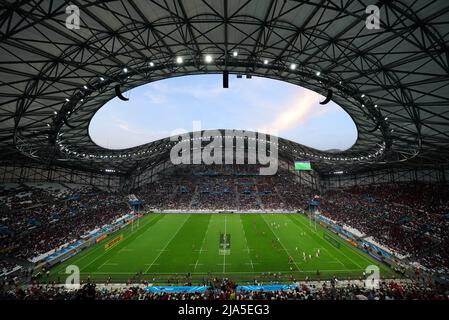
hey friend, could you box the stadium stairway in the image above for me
[274,186,287,209]
[234,184,240,210]
[253,179,264,210]
[189,185,199,210]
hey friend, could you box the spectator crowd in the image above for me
[1,278,447,300]
[320,183,449,274]
[134,164,316,212]
[1,184,130,274]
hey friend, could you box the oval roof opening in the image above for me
[89,75,357,152]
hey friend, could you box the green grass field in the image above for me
[48,213,397,284]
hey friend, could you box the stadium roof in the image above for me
[1,0,449,175]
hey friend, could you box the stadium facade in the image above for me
[1,0,449,301]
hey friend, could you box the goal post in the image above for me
[307,198,320,232]
[308,208,319,232]
[130,215,140,232]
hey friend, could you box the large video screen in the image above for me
[294,160,312,171]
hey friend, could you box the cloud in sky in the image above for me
[89,75,357,151]
[143,91,168,105]
[267,89,320,133]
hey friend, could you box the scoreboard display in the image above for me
[294,160,312,171]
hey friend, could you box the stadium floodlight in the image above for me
[290,63,297,70]
[232,50,238,57]
[263,59,269,65]
[205,55,213,63]
[176,56,183,64]
[123,67,128,73]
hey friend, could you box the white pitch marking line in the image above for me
[81,268,367,275]
[239,215,255,271]
[223,215,227,274]
[144,216,189,273]
[245,261,258,268]
[99,259,112,268]
[262,215,301,272]
[191,261,204,270]
[144,263,159,267]
[193,215,213,271]
[73,214,161,268]
[99,259,119,268]
[293,215,348,267]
